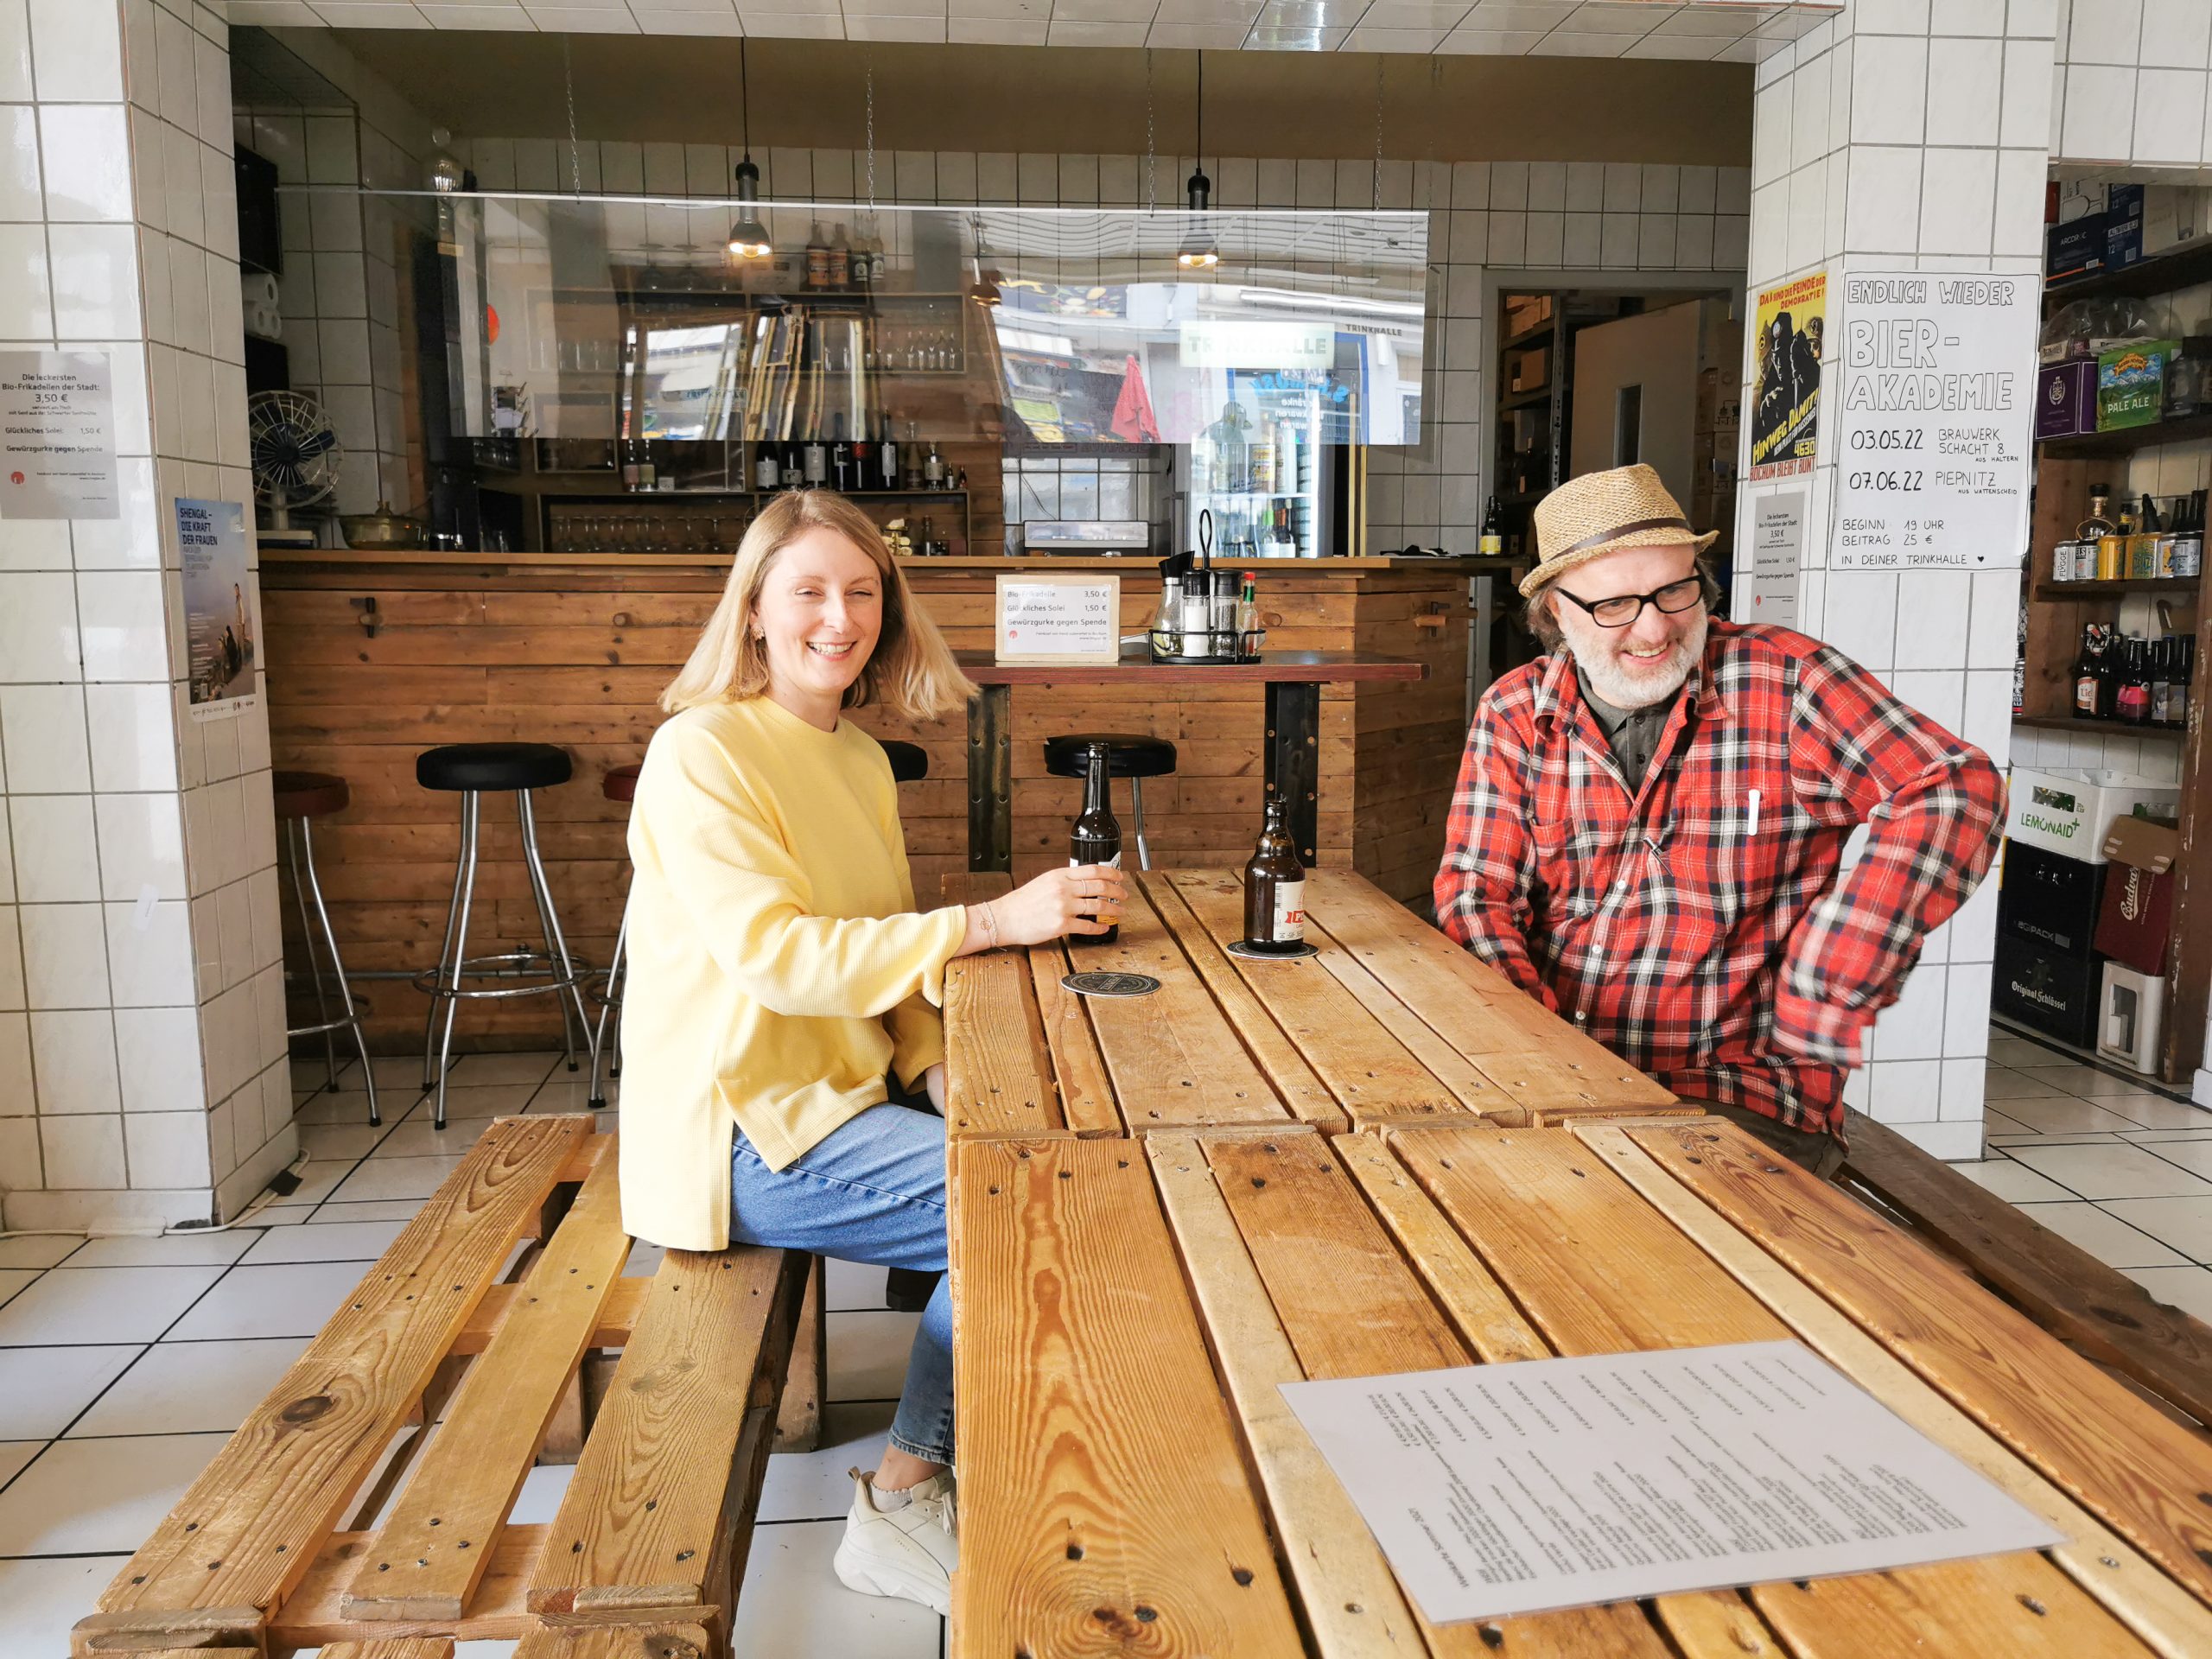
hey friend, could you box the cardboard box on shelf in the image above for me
[1510,346,1550,391]
[2048,213,2107,280]
[2037,359,2100,439]
[2001,839,2107,959]
[1505,295,1554,338]
[1996,932,2101,1049]
[2096,959,2165,1074]
[2092,815,2177,976]
[2107,182,2145,270]
[2006,767,2183,863]
[2097,340,2177,430]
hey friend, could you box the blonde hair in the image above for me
[661,489,976,720]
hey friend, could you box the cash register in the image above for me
[1022,519,1155,557]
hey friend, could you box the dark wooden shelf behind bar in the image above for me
[2039,410,2212,457]
[2012,711,2185,736]
[2030,575,2202,600]
[2044,238,2212,306]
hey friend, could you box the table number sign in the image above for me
[995,574,1121,665]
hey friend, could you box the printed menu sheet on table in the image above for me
[1281,1340,2063,1624]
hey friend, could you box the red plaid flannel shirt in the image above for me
[1434,620,2005,1135]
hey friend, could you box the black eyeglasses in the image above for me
[1553,575,1706,629]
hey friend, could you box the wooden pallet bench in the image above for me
[72,1116,817,1659]
[1839,1107,2212,1432]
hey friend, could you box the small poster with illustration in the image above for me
[1749,271,1826,480]
[178,498,258,721]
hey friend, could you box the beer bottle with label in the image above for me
[1242,793,1307,953]
[1070,741,1122,945]
[1480,495,1504,556]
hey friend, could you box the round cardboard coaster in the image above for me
[1226,939,1319,962]
[1061,970,1162,998]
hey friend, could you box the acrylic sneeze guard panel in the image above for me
[322,189,1427,454]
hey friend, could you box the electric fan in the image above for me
[248,389,340,548]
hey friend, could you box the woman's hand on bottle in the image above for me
[962,863,1128,952]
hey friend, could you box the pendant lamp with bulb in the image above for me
[1177,52,1218,271]
[727,40,772,263]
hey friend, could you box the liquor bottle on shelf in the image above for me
[1070,742,1122,947]
[2118,638,2152,725]
[1241,794,1306,954]
[829,223,850,291]
[2074,624,2105,720]
[2152,638,2177,727]
[2077,485,2116,542]
[754,443,779,490]
[2177,491,2206,577]
[2178,637,2196,727]
[879,414,899,489]
[902,420,924,491]
[924,439,945,490]
[830,416,851,493]
[954,465,968,493]
[802,433,827,486]
[621,437,640,490]
[1480,495,1504,556]
[1268,505,1296,558]
[806,221,830,290]
[635,440,658,493]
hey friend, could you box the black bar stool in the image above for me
[874,737,939,1313]
[588,763,643,1111]
[1042,733,1177,870]
[276,770,378,1125]
[415,742,594,1128]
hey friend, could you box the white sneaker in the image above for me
[832,1467,958,1616]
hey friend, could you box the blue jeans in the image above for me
[729,1102,953,1465]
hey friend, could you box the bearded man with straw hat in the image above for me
[1434,463,2004,1174]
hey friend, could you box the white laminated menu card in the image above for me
[1281,1339,2063,1624]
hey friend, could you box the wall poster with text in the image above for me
[177,498,257,721]
[1749,271,1826,480]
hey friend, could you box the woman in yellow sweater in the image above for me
[620,489,1124,1616]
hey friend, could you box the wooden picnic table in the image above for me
[941,868,2212,1658]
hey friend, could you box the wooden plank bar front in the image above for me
[947,1135,1306,1657]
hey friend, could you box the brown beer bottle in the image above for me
[1242,794,1306,952]
[1070,741,1121,945]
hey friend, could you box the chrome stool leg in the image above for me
[518,789,595,1078]
[293,816,378,1127]
[589,906,627,1110]
[286,819,339,1091]
[1128,774,1152,872]
[427,790,482,1131]
[423,804,473,1092]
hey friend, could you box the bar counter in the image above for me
[262,549,1495,1048]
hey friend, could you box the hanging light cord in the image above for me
[1144,48,1156,215]
[740,36,751,158]
[1372,55,1383,210]
[563,34,582,195]
[1194,50,1204,184]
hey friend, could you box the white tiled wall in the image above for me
[0,0,289,1231]
[2052,0,2212,166]
[233,52,433,520]
[1730,1,2063,1160]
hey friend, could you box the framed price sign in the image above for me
[994,573,1122,665]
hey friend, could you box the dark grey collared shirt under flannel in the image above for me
[1577,670,1671,793]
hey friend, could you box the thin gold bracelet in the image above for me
[978,900,1000,950]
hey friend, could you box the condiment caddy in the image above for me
[1149,510,1267,664]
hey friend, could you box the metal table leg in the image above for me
[967,683,1013,874]
[1265,680,1320,867]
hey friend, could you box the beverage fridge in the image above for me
[1173,379,1362,559]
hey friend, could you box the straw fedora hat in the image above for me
[1517,464,1719,598]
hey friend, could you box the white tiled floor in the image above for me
[0,1049,946,1659]
[2,1033,2205,1656]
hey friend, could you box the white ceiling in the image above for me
[227,0,1838,61]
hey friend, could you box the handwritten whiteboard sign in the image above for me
[1831,270,2037,571]
[995,574,1121,665]
[0,350,118,519]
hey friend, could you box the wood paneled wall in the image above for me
[264,557,1471,1051]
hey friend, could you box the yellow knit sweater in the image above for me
[616,695,967,1249]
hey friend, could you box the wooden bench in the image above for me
[1840,1107,2212,1430]
[71,1116,816,1659]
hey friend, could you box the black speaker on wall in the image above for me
[235,145,282,276]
